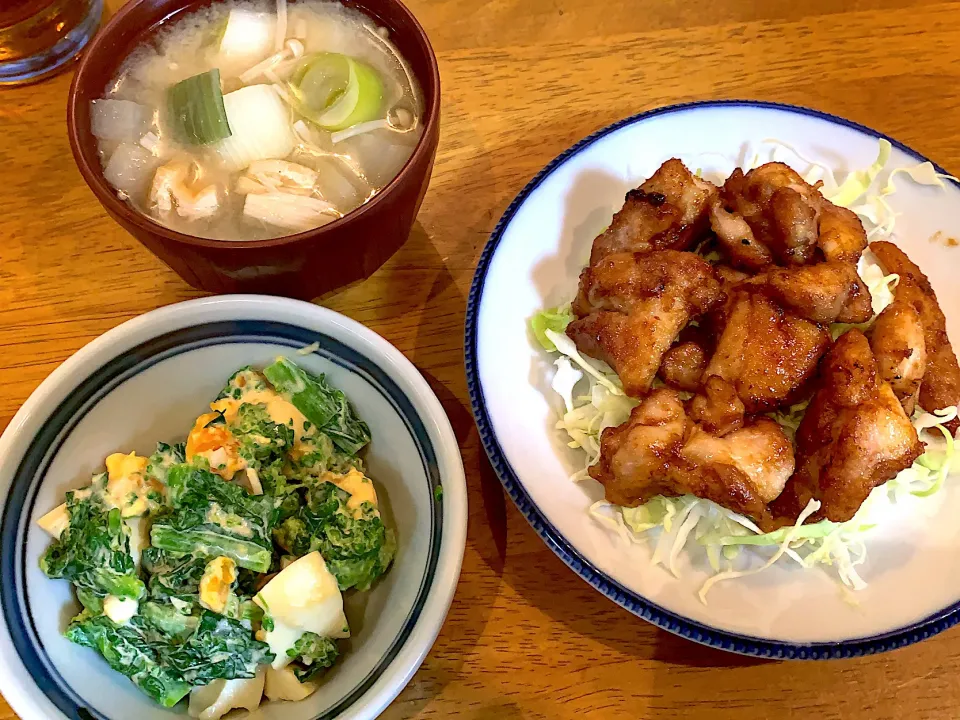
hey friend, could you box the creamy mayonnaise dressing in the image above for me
[37,452,155,539]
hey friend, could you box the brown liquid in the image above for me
[0,0,90,62]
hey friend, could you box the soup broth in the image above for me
[93,0,423,240]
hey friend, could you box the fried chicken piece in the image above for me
[712,163,822,269]
[590,159,718,264]
[818,202,867,265]
[868,301,927,416]
[742,261,873,324]
[709,200,773,272]
[657,325,714,393]
[681,419,794,505]
[702,290,831,412]
[590,389,688,508]
[714,264,750,291]
[568,250,725,397]
[770,330,924,524]
[590,388,793,524]
[871,241,960,432]
[769,185,820,265]
[690,375,745,435]
[659,340,710,392]
[712,162,869,269]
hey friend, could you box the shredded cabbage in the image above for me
[532,139,960,601]
[751,138,950,238]
[585,406,957,603]
[530,305,574,352]
[766,400,809,440]
[828,256,899,340]
[828,139,892,207]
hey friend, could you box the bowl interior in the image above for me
[68,0,440,250]
[0,299,454,719]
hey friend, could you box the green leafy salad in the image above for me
[531,140,960,602]
[38,357,395,718]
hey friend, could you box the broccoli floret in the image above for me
[229,403,293,494]
[146,442,186,488]
[290,432,358,477]
[39,489,144,600]
[264,357,371,457]
[287,632,338,682]
[65,614,191,708]
[275,491,303,525]
[275,482,395,591]
[150,465,276,573]
[273,514,307,557]
[162,610,274,685]
[232,403,294,461]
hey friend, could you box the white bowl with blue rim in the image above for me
[0,295,467,719]
[465,100,960,658]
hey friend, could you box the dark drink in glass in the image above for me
[0,0,102,85]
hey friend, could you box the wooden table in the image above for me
[3,0,960,718]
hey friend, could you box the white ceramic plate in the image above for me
[466,101,960,658]
[0,295,467,719]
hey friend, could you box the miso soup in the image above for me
[91,0,424,240]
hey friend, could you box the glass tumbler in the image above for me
[0,0,103,85]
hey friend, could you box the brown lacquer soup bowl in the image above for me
[67,0,440,299]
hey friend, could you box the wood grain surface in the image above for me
[3,0,960,718]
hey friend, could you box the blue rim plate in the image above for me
[465,100,960,659]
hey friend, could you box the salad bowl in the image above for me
[0,295,466,719]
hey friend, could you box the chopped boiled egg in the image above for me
[103,595,139,625]
[210,385,310,443]
[199,556,238,614]
[264,666,318,702]
[37,503,70,539]
[322,467,379,517]
[185,412,245,481]
[188,666,266,720]
[104,452,154,517]
[254,552,349,668]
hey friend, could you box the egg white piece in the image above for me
[254,551,349,668]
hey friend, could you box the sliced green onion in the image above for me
[204,14,230,49]
[167,69,232,145]
[293,53,351,110]
[288,53,383,131]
